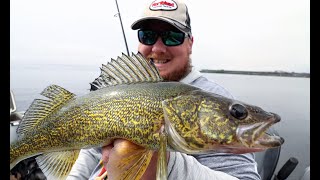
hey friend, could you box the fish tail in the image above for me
[10,85,76,170]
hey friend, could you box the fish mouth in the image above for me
[236,112,284,150]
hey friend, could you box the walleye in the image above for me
[10,52,284,180]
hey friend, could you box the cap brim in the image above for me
[131,17,191,34]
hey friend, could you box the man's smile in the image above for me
[150,58,170,64]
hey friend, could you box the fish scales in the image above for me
[11,82,197,163]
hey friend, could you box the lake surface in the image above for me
[10,64,310,180]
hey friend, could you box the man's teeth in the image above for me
[153,59,168,64]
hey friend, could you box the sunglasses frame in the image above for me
[138,29,189,46]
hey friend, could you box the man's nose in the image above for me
[152,37,167,53]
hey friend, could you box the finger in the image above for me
[101,139,137,166]
[101,144,113,165]
[107,139,153,180]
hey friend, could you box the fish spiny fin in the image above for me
[90,52,163,90]
[114,54,142,83]
[17,85,75,136]
[35,150,80,180]
[107,141,154,180]
[132,52,161,81]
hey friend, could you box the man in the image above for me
[67,0,261,179]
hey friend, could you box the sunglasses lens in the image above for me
[138,30,186,46]
[163,31,185,46]
[138,30,157,45]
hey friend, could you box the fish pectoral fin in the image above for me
[156,131,168,180]
[107,140,153,180]
[35,150,80,180]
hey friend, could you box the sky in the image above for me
[10,0,310,73]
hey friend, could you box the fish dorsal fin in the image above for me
[90,52,163,90]
[35,150,80,180]
[17,84,76,137]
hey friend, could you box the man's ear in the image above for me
[188,36,194,54]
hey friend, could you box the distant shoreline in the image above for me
[200,69,310,78]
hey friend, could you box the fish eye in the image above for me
[230,103,248,120]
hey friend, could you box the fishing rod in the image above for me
[114,0,130,56]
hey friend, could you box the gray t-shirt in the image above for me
[67,69,261,180]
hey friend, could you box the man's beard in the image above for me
[162,58,192,81]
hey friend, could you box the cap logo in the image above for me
[149,0,177,11]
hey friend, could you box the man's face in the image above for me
[137,20,193,81]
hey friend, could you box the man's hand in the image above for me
[101,139,168,180]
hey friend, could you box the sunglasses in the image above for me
[138,30,188,46]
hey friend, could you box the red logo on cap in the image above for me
[150,0,177,10]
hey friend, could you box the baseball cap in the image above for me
[131,0,192,35]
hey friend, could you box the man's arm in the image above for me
[67,148,101,180]
[168,152,241,180]
[192,153,260,180]
[78,138,260,180]
[85,140,256,180]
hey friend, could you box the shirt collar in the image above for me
[179,67,202,84]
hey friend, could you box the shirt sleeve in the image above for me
[168,152,239,180]
[66,148,101,180]
[192,153,261,179]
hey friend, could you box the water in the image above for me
[10,63,100,111]
[10,64,310,180]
